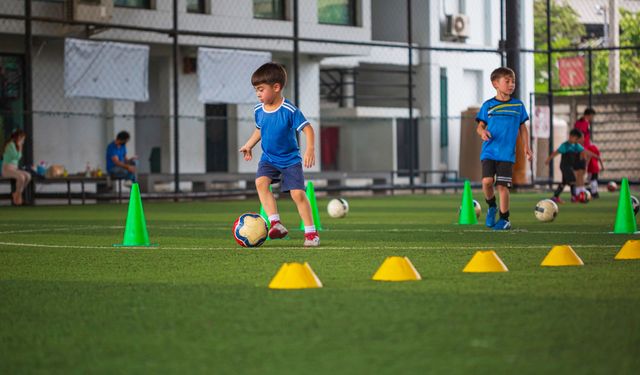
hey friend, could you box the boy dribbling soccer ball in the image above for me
[239,63,320,247]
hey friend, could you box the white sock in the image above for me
[304,225,316,234]
[591,180,598,193]
[576,187,585,194]
[268,214,280,223]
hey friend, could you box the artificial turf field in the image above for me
[1,192,639,374]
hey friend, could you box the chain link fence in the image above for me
[1,0,639,201]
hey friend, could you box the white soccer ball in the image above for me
[534,199,559,222]
[584,190,592,202]
[327,198,349,218]
[458,199,482,219]
[632,195,639,216]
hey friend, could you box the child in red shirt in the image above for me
[585,143,605,198]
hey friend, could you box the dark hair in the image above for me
[251,62,287,87]
[490,67,516,82]
[3,129,26,152]
[569,128,583,138]
[116,131,130,142]
[583,108,596,116]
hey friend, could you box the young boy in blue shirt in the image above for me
[239,62,319,247]
[476,67,532,230]
[545,129,599,203]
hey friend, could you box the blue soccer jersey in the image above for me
[475,97,529,163]
[255,98,310,168]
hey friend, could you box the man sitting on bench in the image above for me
[106,131,137,183]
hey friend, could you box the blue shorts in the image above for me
[256,161,305,192]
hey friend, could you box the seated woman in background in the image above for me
[2,130,30,206]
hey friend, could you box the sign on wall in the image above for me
[558,56,586,88]
[64,38,149,101]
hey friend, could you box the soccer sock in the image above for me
[268,214,280,223]
[554,184,565,197]
[591,179,598,193]
[304,225,316,234]
[499,210,510,221]
[486,196,497,208]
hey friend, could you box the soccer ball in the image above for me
[632,195,639,216]
[232,213,268,248]
[607,181,618,192]
[327,198,349,218]
[458,199,482,219]
[535,199,558,222]
[583,190,592,203]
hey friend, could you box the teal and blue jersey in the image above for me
[106,141,127,172]
[255,98,309,169]
[475,97,529,163]
[557,141,584,154]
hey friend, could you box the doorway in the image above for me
[205,104,228,172]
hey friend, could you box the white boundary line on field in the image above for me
[0,223,621,236]
[0,241,621,251]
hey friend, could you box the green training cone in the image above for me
[613,178,638,234]
[300,181,323,231]
[114,183,155,247]
[458,180,478,225]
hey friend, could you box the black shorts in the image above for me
[573,158,586,170]
[561,165,576,184]
[590,173,599,181]
[482,159,513,188]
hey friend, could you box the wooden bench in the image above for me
[138,173,256,193]
[34,176,125,204]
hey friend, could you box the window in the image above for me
[187,0,205,14]
[318,0,356,26]
[253,0,285,20]
[114,0,151,9]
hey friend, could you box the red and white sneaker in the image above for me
[551,196,564,204]
[268,221,289,239]
[303,232,320,247]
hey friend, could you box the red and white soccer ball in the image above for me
[607,181,618,192]
[232,213,268,248]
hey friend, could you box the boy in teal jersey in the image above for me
[239,63,319,247]
[475,67,532,230]
[545,129,599,203]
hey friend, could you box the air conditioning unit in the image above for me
[65,0,113,23]
[445,14,470,39]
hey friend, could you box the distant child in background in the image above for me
[545,129,598,203]
[585,142,604,198]
[239,62,319,247]
[475,67,532,230]
[573,108,595,198]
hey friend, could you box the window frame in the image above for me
[318,0,357,26]
[113,0,152,9]
[253,0,287,21]
[186,0,206,14]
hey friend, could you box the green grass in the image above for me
[1,192,639,374]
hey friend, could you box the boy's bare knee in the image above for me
[255,177,270,190]
[482,177,494,186]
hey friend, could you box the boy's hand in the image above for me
[525,147,533,161]
[239,145,252,161]
[303,148,315,168]
[479,128,492,141]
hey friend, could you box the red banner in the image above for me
[558,56,586,88]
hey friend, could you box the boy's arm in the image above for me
[301,125,315,168]
[599,157,605,171]
[519,123,533,161]
[239,129,261,161]
[545,150,559,165]
[582,149,599,159]
[476,121,491,141]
